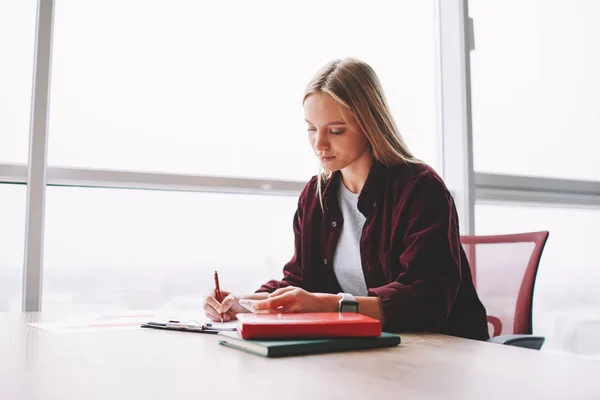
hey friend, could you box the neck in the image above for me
[340,150,374,194]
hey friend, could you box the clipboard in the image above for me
[141,320,238,334]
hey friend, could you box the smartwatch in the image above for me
[338,292,359,313]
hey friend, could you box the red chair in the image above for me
[461,231,549,349]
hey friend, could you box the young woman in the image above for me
[203,58,489,340]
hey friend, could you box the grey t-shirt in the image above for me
[332,182,368,296]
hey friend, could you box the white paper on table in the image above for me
[28,310,203,334]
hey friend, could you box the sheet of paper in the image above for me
[28,310,191,334]
[30,320,146,334]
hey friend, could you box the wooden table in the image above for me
[2,312,600,400]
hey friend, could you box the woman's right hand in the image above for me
[203,290,248,322]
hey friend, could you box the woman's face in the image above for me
[304,93,371,172]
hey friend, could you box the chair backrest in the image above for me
[460,231,549,337]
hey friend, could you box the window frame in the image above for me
[6,0,598,311]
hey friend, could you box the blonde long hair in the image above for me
[302,58,420,208]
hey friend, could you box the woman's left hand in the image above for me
[251,286,335,313]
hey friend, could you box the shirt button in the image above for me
[331,221,337,227]
[373,202,377,207]
[324,258,328,265]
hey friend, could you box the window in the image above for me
[42,186,298,311]
[470,0,600,181]
[476,202,600,357]
[0,0,37,164]
[48,0,440,180]
[0,184,27,311]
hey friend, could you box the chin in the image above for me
[320,161,344,172]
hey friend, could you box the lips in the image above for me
[319,156,335,162]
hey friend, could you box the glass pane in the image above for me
[0,0,37,163]
[476,202,600,359]
[470,0,600,181]
[48,0,439,180]
[0,184,27,311]
[42,187,298,312]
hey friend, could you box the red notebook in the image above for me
[236,312,382,339]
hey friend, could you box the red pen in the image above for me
[214,271,224,323]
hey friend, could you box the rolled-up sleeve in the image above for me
[367,173,462,333]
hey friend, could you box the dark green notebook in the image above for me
[217,331,401,358]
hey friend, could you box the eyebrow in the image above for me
[305,119,347,126]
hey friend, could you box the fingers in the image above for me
[205,293,237,313]
[205,288,300,317]
[253,291,296,311]
[204,295,222,311]
[203,304,220,322]
[205,308,222,322]
[220,294,238,313]
[203,295,219,319]
[206,310,231,322]
[268,286,296,298]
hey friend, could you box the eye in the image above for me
[307,127,317,133]
[330,129,345,135]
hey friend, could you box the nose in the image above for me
[313,130,329,152]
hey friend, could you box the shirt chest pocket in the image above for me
[378,249,407,283]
